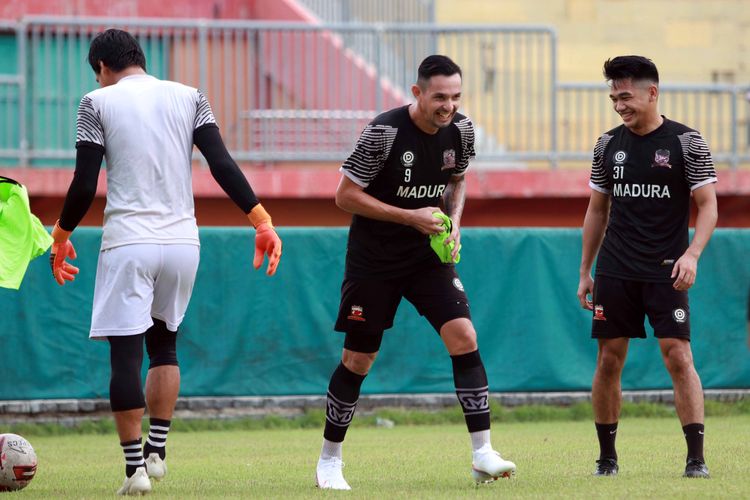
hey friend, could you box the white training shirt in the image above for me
[75,74,216,250]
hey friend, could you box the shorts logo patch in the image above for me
[347,305,366,322]
[452,278,464,292]
[594,304,607,321]
[672,308,687,323]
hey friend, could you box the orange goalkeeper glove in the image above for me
[50,220,79,285]
[248,204,282,276]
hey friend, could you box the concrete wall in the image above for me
[439,0,750,84]
[11,168,750,227]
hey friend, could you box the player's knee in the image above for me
[440,318,477,354]
[597,349,626,375]
[108,334,146,411]
[662,345,693,375]
[342,331,382,375]
[145,318,179,369]
[342,350,377,375]
[451,332,478,354]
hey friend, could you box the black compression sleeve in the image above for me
[58,144,104,231]
[193,124,259,214]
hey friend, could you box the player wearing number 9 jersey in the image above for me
[315,55,516,490]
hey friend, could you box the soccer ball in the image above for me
[0,434,37,492]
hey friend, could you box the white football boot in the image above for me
[145,453,167,481]
[471,444,516,483]
[316,456,352,490]
[116,466,152,496]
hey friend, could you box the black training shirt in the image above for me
[590,117,717,282]
[340,105,475,279]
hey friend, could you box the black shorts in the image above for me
[591,275,690,340]
[335,263,471,336]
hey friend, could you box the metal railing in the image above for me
[558,83,750,169]
[0,17,747,169]
[0,20,25,166]
[0,17,556,165]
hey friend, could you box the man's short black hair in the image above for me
[603,55,659,85]
[417,55,462,87]
[88,29,146,74]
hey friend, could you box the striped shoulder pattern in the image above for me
[75,95,105,147]
[341,124,398,187]
[195,90,217,129]
[589,133,614,193]
[678,131,717,190]
[453,116,475,175]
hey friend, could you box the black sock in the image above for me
[595,422,618,460]
[143,418,171,460]
[451,350,490,433]
[323,362,366,443]
[120,438,144,477]
[682,423,705,462]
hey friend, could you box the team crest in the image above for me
[401,151,415,168]
[614,151,627,164]
[347,305,366,322]
[452,278,464,291]
[594,305,607,321]
[441,149,456,170]
[652,149,672,168]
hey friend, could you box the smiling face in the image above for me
[609,77,660,134]
[410,73,462,134]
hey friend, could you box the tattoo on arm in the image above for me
[442,176,466,221]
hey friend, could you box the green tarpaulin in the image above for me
[1,227,748,400]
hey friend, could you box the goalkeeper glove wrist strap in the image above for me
[248,203,273,229]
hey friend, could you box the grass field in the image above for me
[14,414,750,498]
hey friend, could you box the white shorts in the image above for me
[90,244,200,339]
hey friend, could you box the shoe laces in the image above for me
[473,448,502,468]
[320,456,345,470]
[474,444,499,457]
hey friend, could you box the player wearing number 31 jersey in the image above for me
[578,55,717,480]
[590,119,716,282]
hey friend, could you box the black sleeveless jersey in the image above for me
[340,105,475,279]
[590,117,717,282]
